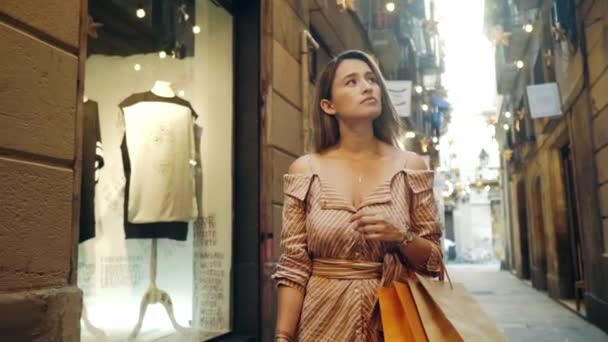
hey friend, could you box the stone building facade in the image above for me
[0,1,86,340]
[486,0,608,333]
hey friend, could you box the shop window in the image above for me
[78,1,235,340]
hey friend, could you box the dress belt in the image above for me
[311,258,383,280]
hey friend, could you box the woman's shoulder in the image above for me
[287,154,314,175]
[400,150,430,171]
[284,155,316,201]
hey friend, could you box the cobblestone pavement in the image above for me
[447,263,608,342]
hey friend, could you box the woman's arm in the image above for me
[275,286,305,340]
[272,158,313,340]
[400,154,443,276]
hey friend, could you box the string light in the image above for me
[385,2,396,12]
[503,124,510,130]
[136,5,146,19]
[432,137,438,144]
[523,23,533,33]
[516,60,524,69]
[405,131,416,139]
[421,104,429,111]
[192,25,201,34]
[159,51,167,59]
[504,111,512,118]
[134,64,141,71]
[414,85,423,94]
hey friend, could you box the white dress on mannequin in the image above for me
[121,81,198,224]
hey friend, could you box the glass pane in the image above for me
[78,1,234,340]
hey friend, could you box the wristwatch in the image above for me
[401,229,415,247]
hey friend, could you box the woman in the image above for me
[273,50,442,342]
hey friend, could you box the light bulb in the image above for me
[484,185,491,192]
[435,145,441,151]
[503,124,510,130]
[134,63,141,71]
[386,2,396,12]
[421,104,429,111]
[523,24,533,33]
[516,60,524,69]
[192,25,201,34]
[414,85,423,94]
[432,137,438,143]
[504,111,512,118]
[136,8,146,19]
[405,131,416,139]
[159,51,167,59]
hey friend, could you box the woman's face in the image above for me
[321,59,382,122]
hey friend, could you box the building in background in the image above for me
[485,0,608,333]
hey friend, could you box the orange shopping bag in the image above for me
[378,279,427,342]
[379,262,505,342]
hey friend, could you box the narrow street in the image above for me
[448,264,608,342]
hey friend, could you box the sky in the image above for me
[435,0,501,181]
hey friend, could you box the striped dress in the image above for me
[273,167,443,341]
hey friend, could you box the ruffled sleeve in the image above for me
[406,171,443,277]
[272,174,314,293]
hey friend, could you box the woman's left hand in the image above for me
[350,211,406,243]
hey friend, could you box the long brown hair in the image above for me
[312,50,403,152]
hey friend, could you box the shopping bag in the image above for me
[378,281,427,342]
[416,275,505,342]
[379,266,505,342]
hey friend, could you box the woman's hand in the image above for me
[350,211,406,243]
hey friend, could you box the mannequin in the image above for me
[80,98,105,242]
[79,97,107,338]
[150,80,175,97]
[119,81,198,340]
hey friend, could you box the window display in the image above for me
[78,1,234,340]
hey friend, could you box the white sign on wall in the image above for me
[526,83,563,119]
[386,80,413,117]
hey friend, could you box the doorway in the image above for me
[531,177,548,290]
[516,180,531,279]
[560,144,585,313]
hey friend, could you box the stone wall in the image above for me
[580,0,608,332]
[0,0,85,340]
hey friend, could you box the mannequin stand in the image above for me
[128,239,187,341]
[81,304,107,338]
